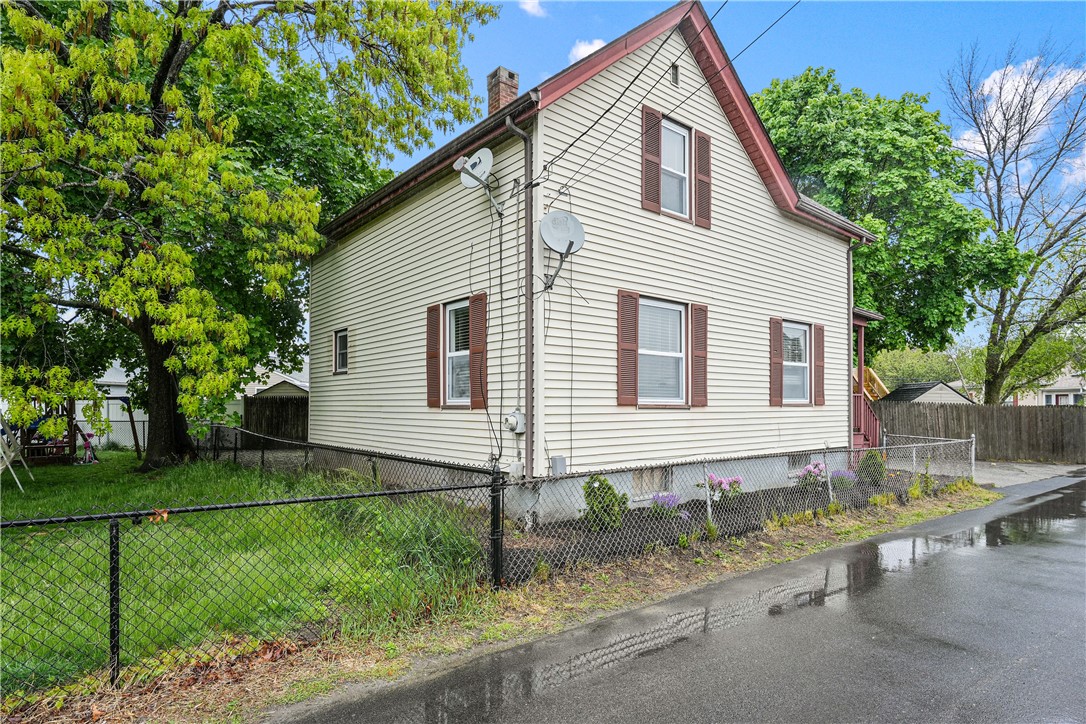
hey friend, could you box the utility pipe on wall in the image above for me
[505,116,535,478]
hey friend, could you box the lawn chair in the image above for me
[0,418,35,492]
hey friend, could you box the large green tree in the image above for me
[945,44,1086,404]
[1,0,494,468]
[752,68,1020,353]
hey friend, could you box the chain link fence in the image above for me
[2,431,973,714]
[501,438,975,583]
[1,448,499,714]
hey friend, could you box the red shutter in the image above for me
[617,290,639,405]
[813,323,825,406]
[694,131,711,229]
[641,106,662,213]
[769,317,783,407]
[469,292,487,410]
[691,303,708,407]
[426,304,441,408]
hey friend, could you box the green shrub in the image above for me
[582,474,628,531]
[858,449,886,488]
[704,520,719,542]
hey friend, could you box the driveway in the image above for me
[973,460,1085,487]
[270,476,1086,724]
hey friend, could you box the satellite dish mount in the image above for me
[453,148,505,216]
[539,210,586,291]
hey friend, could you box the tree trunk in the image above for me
[137,319,196,470]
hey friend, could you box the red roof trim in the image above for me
[537,2,693,109]
[322,0,872,245]
[539,1,868,243]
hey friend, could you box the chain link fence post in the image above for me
[490,464,504,590]
[108,518,121,687]
[970,433,976,482]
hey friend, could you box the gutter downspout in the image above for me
[846,239,866,449]
[506,115,535,478]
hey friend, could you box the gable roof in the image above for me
[320,1,876,245]
[882,382,974,404]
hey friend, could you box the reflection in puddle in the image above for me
[368,482,1086,724]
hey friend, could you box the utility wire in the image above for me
[542,2,701,178]
[555,1,729,194]
[560,0,802,195]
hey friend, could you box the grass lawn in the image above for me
[0,454,487,702]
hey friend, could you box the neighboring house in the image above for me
[254,379,309,397]
[1011,368,1085,406]
[309,1,877,478]
[881,382,975,405]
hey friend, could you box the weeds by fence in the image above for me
[1,433,974,714]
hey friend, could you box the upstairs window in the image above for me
[660,119,689,217]
[641,105,711,228]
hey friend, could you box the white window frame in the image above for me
[782,322,810,404]
[333,329,348,374]
[445,299,470,405]
[660,118,689,217]
[638,297,686,405]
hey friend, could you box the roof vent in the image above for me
[487,66,519,115]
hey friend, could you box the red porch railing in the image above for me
[853,392,881,448]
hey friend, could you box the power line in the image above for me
[560,0,802,195]
[542,2,701,178]
[555,1,730,194]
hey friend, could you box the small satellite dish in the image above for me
[455,148,494,189]
[539,210,585,256]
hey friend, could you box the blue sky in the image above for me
[391,0,1086,173]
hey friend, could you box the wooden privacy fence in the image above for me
[242,396,308,446]
[873,401,1086,464]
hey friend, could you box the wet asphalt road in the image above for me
[273,477,1086,724]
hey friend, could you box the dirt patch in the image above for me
[3,484,999,723]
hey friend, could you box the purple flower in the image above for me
[651,492,680,509]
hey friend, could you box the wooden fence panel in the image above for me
[873,401,1086,463]
[242,396,309,447]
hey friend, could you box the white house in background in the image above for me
[308,1,876,481]
[1013,368,1086,406]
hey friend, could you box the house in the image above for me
[881,382,975,405]
[1012,368,1085,406]
[254,379,309,397]
[309,1,877,481]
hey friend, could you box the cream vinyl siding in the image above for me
[536,31,851,470]
[309,138,526,466]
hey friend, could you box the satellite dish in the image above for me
[455,148,494,189]
[539,210,585,256]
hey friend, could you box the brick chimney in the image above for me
[487,67,519,115]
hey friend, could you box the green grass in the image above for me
[1,454,486,700]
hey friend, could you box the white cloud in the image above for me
[955,58,1086,155]
[519,0,546,18]
[569,38,606,64]
[1061,145,1086,188]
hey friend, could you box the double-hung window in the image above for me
[642,106,711,228]
[638,298,686,404]
[446,300,470,405]
[660,119,689,217]
[427,294,487,409]
[782,322,809,403]
[333,329,348,374]
[617,290,707,408]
